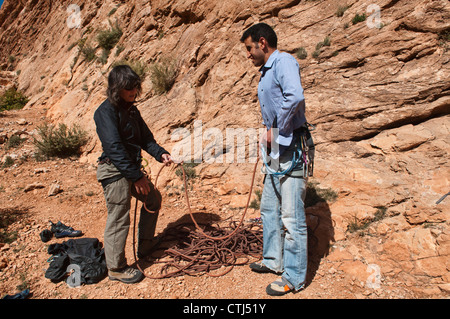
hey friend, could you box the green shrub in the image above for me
[336,5,348,17]
[78,38,97,62]
[97,21,123,51]
[296,47,308,60]
[175,162,198,182]
[249,189,262,209]
[1,156,14,168]
[0,208,27,244]
[305,181,338,208]
[0,88,29,112]
[5,135,26,149]
[98,49,110,65]
[352,13,366,25]
[150,57,178,95]
[33,123,88,158]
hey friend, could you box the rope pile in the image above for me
[142,221,263,279]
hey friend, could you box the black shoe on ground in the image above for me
[50,221,82,238]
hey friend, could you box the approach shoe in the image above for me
[250,261,279,274]
[266,277,295,296]
[50,221,82,238]
[108,266,144,284]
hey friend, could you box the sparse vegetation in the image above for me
[249,189,262,209]
[112,59,148,79]
[336,5,349,17]
[305,181,338,208]
[5,135,26,150]
[312,37,331,59]
[1,156,15,168]
[115,45,125,56]
[150,56,178,95]
[108,7,118,17]
[347,206,387,234]
[33,123,88,159]
[78,38,97,62]
[438,30,449,51]
[0,88,29,112]
[95,20,123,65]
[352,13,366,25]
[97,20,123,51]
[0,208,27,244]
[175,162,199,184]
[296,47,308,60]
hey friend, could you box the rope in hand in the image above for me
[132,159,262,279]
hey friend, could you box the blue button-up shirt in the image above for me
[258,50,306,158]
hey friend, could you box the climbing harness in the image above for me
[261,123,315,177]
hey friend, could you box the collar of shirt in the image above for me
[259,50,279,75]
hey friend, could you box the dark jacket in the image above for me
[94,99,169,182]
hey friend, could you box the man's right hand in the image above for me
[134,175,151,196]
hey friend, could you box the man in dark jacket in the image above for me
[94,65,172,283]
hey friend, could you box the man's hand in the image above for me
[161,153,174,166]
[134,175,151,196]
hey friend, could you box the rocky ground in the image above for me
[1,107,449,301]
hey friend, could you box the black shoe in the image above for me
[40,229,53,242]
[50,221,82,238]
[249,261,279,274]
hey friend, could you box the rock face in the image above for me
[0,0,449,296]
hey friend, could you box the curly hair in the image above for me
[107,65,142,107]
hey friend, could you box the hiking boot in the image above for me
[249,261,279,274]
[266,277,295,296]
[108,266,144,284]
[50,221,82,238]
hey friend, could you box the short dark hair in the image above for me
[240,23,277,48]
[107,65,142,106]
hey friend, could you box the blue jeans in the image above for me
[260,162,308,290]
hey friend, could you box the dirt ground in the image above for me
[0,107,435,302]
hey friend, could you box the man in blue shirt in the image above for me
[241,23,309,296]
